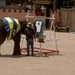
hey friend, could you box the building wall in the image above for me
[0,8,60,29]
[0,9,35,23]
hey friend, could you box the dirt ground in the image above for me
[0,30,75,75]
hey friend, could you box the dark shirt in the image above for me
[25,27,34,39]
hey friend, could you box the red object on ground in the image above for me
[20,47,59,55]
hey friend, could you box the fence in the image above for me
[59,8,75,31]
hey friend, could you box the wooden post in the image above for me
[31,0,33,12]
[53,0,57,12]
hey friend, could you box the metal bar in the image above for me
[25,16,55,19]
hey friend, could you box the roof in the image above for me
[34,1,50,4]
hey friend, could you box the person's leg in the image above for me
[26,39,30,56]
[30,38,34,56]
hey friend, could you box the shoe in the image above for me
[26,55,29,56]
[32,54,34,56]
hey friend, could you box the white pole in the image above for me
[45,14,55,52]
[25,16,55,20]
[53,20,58,50]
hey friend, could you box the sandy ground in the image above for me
[0,30,75,75]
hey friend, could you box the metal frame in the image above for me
[20,13,59,56]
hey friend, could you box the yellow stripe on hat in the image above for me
[5,17,14,40]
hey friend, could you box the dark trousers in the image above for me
[26,38,34,55]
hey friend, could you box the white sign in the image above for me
[35,21,42,32]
